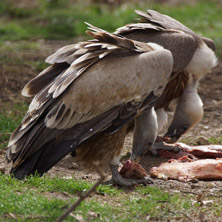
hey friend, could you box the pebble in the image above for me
[196,136,210,145]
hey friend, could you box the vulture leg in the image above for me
[151,141,181,153]
[75,124,153,187]
[155,107,168,134]
[110,164,153,186]
[131,107,158,158]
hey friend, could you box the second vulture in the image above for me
[116,9,217,150]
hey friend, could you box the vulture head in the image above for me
[164,78,204,143]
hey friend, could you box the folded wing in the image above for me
[6,25,173,179]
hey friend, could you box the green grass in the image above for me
[180,136,222,145]
[0,102,28,148]
[208,136,222,144]
[1,173,222,221]
[0,0,221,56]
[24,175,122,196]
[2,173,221,222]
[0,1,221,58]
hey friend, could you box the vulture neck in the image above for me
[185,42,217,79]
[164,75,203,142]
[176,76,203,131]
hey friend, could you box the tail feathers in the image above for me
[11,139,78,179]
[10,145,45,179]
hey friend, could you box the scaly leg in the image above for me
[151,140,182,155]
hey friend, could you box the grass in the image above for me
[1,173,221,222]
[180,135,222,145]
[0,102,28,148]
[0,0,222,57]
[24,175,122,196]
[208,136,222,144]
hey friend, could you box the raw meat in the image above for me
[150,156,222,181]
[119,160,148,179]
[178,143,222,158]
[157,149,196,159]
[154,141,222,159]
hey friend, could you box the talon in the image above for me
[143,176,154,184]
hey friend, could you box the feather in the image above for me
[135,9,199,40]
[86,29,152,53]
[22,63,69,97]
[45,44,79,64]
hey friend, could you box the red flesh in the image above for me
[119,160,147,179]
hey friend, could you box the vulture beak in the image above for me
[165,125,189,143]
[164,77,203,143]
[131,107,158,161]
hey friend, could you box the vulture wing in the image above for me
[23,12,198,99]
[115,18,197,74]
[6,25,173,179]
[135,9,198,38]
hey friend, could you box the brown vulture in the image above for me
[6,24,173,186]
[115,9,217,148]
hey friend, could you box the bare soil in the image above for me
[1,41,222,196]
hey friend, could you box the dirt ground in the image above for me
[0,41,222,196]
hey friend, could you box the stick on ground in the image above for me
[56,168,105,222]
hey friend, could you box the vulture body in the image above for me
[6,25,173,185]
[115,10,217,145]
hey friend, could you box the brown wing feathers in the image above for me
[6,25,159,178]
[23,23,154,99]
[135,9,196,37]
[154,71,189,109]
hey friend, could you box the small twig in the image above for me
[181,212,195,222]
[180,190,197,195]
[168,208,195,222]
[56,168,105,222]
[205,194,222,198]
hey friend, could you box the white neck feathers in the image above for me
[185,42,217,79]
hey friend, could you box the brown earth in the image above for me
[0,40,222,198]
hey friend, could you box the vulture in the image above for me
[115,9,217,147]
[6,24,173,186]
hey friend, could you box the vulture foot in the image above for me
[151,141,181,155]
[110,164,153,186]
